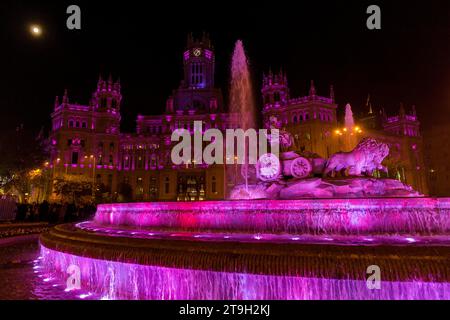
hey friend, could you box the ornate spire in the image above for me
[330,85,335,103]
[187,32,194,47]
[201,31,210,47]
[411,105,417,116]
[62,89,69,104]
[114,77,121,92]
[97,74,104,91]
[54,95,59,109]
[399,103,406,117]
[366,94,373,114]
[309,80,316,96]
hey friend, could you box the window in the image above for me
[137,156,143,169]
[71,152,79,164]
[124,156,130,169]
[212,176,217,194]
[150,154,157,168]
[107,174,113,192]
[136,177,144,199]
[68,120,74,128]
[274,92,280,102]
[149,177,158,200]
[165,177,170,194]
[191,63,204,86]
[109,155,113,166]
[67,139,72,146]
[293,116,298,124]
[82,122,87,128]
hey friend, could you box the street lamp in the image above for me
[90,155,96,201]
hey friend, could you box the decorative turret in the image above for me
[399,103,406,118]
[54,95,60,110]
[62,89,69,104]
[383,103,421,137]
[92,73,122,110]
[261,69,289,108]
[309,80,316,97]
[166,96,174,113]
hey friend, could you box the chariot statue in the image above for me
[231,120,420,199]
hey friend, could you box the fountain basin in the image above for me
[39,223,450,299]
[39,197,450,299]
[94,198,450,235]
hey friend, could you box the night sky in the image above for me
[1,0,449,133]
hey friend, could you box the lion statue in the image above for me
[323,138,389,177]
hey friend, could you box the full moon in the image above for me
[30,25,42,36]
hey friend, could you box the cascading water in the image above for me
[229,40,256,191]
[344,103,358,151]
[344,103,355,129]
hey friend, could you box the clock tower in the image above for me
[183,32,215,89]
[166,33,224,114]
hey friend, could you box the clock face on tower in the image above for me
[193,48,202,57]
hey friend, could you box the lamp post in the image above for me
[90,155,96,201]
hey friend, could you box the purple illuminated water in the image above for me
[40,246,449,300]
[230,40,256,131]
[229,40,256,189]
[93,199,450,235]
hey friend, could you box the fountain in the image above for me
[229,40,256,191]
[39,41,450,300]
[343,103,358,151]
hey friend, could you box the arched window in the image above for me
[124,156,130,169]
[165,177,170,194]
[68,120,74,128]
[82,122,87,128]
[293,116,298,124]
[212,176,217,194]
[274,92,280,102]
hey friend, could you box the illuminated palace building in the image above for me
[48,35,428,202]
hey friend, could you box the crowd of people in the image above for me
[15,201,96,224]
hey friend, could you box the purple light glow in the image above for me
[40,246,450,300]
[94,198,450,235]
